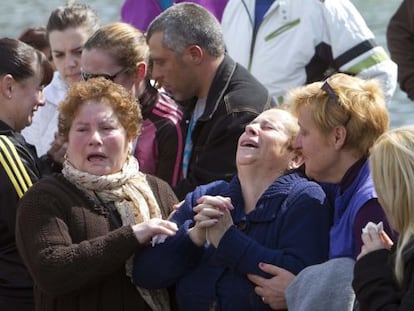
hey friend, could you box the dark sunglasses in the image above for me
[321,79,351,125]
[320,80,340,104]
[81,67,128,81]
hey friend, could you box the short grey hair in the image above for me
[146,3,225,57]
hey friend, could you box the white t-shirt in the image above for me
[22,71,68,156]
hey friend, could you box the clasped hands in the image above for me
[188,195,292,310]
[188,195,234,247]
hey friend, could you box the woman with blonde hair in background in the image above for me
[353,126,414,310]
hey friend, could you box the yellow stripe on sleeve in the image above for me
[0,135,33,197]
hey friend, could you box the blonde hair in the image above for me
[370,126,414,285]
[83,22,148,72]
[286,73,389,156]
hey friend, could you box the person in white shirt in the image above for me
[221,0,397,104]
[22,3,99,159]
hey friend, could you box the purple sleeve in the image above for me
[178,0,228,21]
[120,0,160,32]
[353,199,395,258]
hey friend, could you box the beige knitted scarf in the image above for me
[62,155,171,311]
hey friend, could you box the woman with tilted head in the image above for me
[133,108,331,311]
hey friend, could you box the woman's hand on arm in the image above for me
[247,263,295,310]
[132,218,178,244]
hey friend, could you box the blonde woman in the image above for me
[353,126,414,310]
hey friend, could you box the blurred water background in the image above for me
[0,0,412,128]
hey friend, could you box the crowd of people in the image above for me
[1,0,414,310]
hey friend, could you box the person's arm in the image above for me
[154,107,184,187]
[353,249,403,310]
[0,154,24,232]
[0,134,42,234]
[353,198,395,258]
[247,263,294,310]
[387,0,414,100]
[15,186,175,295]
[212,184,330,276]
[0,134,40,226]
[323,0,397,102]
[16,189,141,295]
[133,181,228,288]
[132,195,204,288]
[0,171,19,233]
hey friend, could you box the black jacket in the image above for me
[0,120,49,301]
[174,55,274,200]
[353,243,414,310]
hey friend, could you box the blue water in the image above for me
[1,0,413,128]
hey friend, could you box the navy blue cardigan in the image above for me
[133,172,331,311]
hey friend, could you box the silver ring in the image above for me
[262,296,265,303]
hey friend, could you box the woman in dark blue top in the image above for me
[132,108,331,311]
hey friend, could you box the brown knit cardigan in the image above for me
[15,173,178,311]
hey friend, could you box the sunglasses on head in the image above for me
[320,80,340,104]
[80,67,128,81]
[321,79,352,126]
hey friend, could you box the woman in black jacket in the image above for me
[0,37,53,311]
[353,126,414,310]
